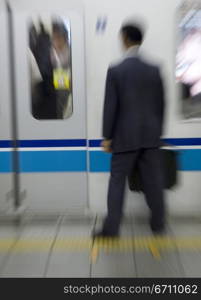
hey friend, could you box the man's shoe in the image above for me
[151,225,166,236]
[92,229,119,239]
[150,218,165,234]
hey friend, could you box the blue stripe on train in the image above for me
[90,151,112,172]
[89,140,102,147]
[163,138,201,146]
[1,138,201,148]
[1,138,201,172]
[0,139,87,148]
[1,150,201,172]
[19,139,87,147]
[0,140,12,148]
[19,151,87,172]
[89,138,201,147]
[0,152,12,172]
[178,149,201,171]
[89,149,201,172]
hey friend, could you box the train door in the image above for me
[8,0,88,214]
[0,0,15,214]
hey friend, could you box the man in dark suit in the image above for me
[93,23,165,238]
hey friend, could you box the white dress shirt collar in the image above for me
[124,45,140,59]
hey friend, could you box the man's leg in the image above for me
[102,151,139,235]
[138,148,165,232]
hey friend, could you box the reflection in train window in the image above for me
[29,17,73,120]
[176,0,201,120]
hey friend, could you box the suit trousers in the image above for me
[103,148,165,234]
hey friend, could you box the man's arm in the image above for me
[102,67,118,143]
[157,68,165,136]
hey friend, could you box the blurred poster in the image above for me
[28,16,73,120]
[176,0,201,120]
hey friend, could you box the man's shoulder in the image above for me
[108,59,123,71]
[111,56,159,68]
[108,56,161,78]
[106,62,121,78]
[138,57,160,71]
[138,54,162,73]
[108,58,139,76]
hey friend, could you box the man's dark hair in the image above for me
[121,24,143,44]
[52,22,69,42]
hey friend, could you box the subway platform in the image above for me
[0,215,201,277]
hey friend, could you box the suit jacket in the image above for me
[103,53,165,153]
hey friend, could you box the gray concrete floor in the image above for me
[0,216,201,277]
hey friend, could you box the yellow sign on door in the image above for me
[53,68,70,90]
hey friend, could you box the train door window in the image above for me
[28,16,73,120]
[176,0,201,120]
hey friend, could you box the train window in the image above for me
[28,16,73,120]
[176,0,201,120]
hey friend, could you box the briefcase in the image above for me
[128,149,178,192]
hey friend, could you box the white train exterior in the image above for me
[0,0,200,219]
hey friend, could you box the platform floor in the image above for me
[0,216,201,277]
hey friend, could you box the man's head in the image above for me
[52,22,68,51]
[120,23,144,49]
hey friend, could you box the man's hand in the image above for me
[101,139,112,153]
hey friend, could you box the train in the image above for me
[0,0,201,220]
